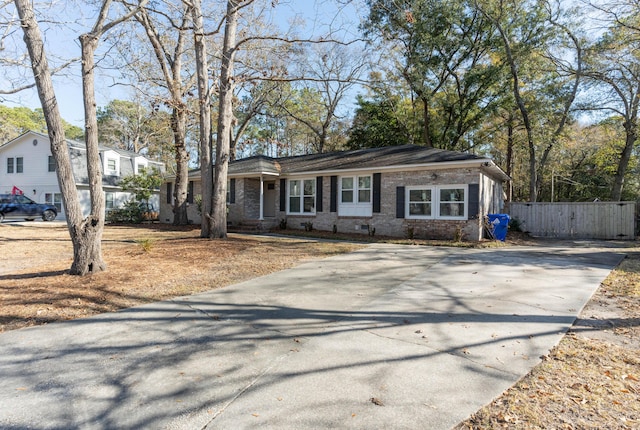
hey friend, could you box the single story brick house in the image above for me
[160,144,510,240]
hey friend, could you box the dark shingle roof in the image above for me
[228,145,486,174]
[275,145,484,173]
[189,145,509,181]
[228,155,281,176]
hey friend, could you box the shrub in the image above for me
[509,217,523,232]
[106,200,144,224]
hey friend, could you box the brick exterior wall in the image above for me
[273,168,502,241]
[159,180,202,224]
[243,179,261,219]
[161,167,505,241]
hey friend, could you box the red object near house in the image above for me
[11,186,23,195]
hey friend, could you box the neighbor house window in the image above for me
[48,156,56,172]
[338,175,372,216]
[105,192,115,210]
[288,179,315,214]
[406,185,467,220]
[107,158,117,172]
[6,157,23,174]
[45,193,62,212]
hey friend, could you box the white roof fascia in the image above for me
[227,171,280,179]
[282,158,500,178]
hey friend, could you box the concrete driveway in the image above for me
[0,242,624,429]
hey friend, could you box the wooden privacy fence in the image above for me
[506,202,636,240]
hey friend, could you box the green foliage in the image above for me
[96,99,173,166]
[361,0,508,150]
[106,200,145,224]
[509,217,523,232]
[119,167,163,204]
[347,95,412,149]
[0,105,46,142]
[0,105,83,143]
[194,194,203,216]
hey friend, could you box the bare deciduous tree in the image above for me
[14,0,146,275]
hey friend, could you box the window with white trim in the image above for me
[105,192,115,210]
[6,157,23,174]
[408,188,432,217]
[341,177,354,203]
[48,156,56,172]
[339,175,372,216]
[288,179,315,214]
[406,185,467,220]
[439,187,465,218]
[103,151,120,176]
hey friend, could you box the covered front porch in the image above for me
[228,174,280,232]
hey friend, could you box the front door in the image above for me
[264,181,276,217]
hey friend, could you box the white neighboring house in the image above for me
[0,131,164,219]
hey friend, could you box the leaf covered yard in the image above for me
[0,224,360,332]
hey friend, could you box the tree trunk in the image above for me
[505,110,514,202]
[210,0,239,238]
[134,6,190,225]
[496,23,536,201]
[76,32,107,274]
[192,0,214,237]
[171,105,190,225]
[536,18,582,201]
[421,95,433,148]
[15,0,105,275]
[476,3,537,201]
[611,118,637,201]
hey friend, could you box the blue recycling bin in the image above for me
[487,214,510,241]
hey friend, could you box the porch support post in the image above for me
[259,175,264,220]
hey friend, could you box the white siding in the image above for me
[1,132,163,220]
[0,134,60,206]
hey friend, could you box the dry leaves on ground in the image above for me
[0,223,361,332]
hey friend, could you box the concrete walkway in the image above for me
[0,242,624,429]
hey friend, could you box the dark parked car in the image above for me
[0,194,58,222]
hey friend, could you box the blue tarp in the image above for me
[487,214,510,241]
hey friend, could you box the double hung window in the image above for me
[288,179,315,214]
[7,157,23,173]
[406,185,467,220]
[339,175,372,216]
[105,192,115,210]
